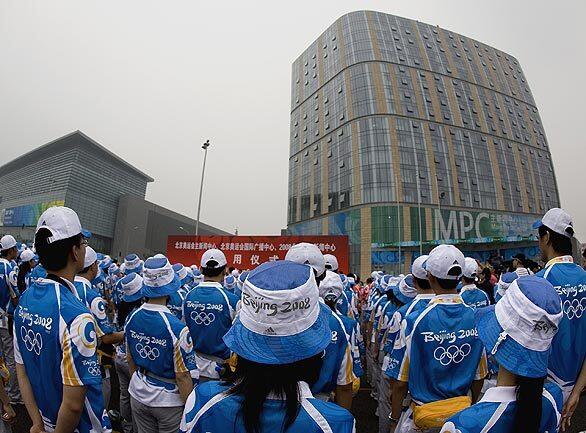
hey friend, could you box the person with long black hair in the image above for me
[16,249,35,294]
[440,276,564,433]
[179,260,355,433]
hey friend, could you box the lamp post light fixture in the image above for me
[195,140,210,237]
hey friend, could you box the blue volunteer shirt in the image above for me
[167,289,186,321]
[183,282,238,365]
[74,276,114,337]
[125,303,197,407]
[382,294,434,360]
[459,284,490,310]
[440,382,562,433]
[14,276,110,433]
[389,294,488,404]
[337,311,363,377]
[0,258,17,317]
[179,381,355,433]
[536,256,586,390]
[312,305,355,395]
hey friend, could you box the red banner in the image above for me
[167,235,349,273]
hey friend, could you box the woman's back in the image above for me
[440,382,563,433]
[180,381,355,433]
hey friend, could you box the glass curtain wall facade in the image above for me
[287,11,559,276]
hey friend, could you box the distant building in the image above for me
[287,11,559,276]
[0,131,228,259]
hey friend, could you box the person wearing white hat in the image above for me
[115,272,145,433]
[179,260,355,433]
[380,257,435,433]
[183,249,238,382]
[14,206,110,433]
[324,253,339,272]
[0,234,21,405]
[440,276,564,433]
[459,258,490,310]
[285,242,327,284]
[75,246,124,407]
[125,255,197,433]
[533,208,586,413]
[312,271,357,410]
[389,245,488,433]
[16,249,36,295]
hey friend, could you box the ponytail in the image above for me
[513,376,545,433]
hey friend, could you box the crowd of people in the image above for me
[0,205,583,433]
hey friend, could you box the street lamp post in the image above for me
[195,140,210,237]
[437,191,446,242]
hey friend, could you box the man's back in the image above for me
[183,282,237,359]
[537,259,586,389]
[395,295,487,404]
[14,277,109,433]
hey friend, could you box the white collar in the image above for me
[267,381,314,400]
[74,275,91,286]
[0,258,9,265]
[545,255,574,268]
[479,386,516,403]
[197,281,224,288]
[460,284,477,293]
[431,293,463,304]
[141,303,172,314]
[37,276,77,293]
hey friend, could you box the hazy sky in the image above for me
[1,0,585,239]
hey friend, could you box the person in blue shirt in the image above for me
[189,266,204,289]
[126,255,197,433]
[115,272,145,433]
[459,258,490,310]
[390,245,488,433]
[16,249,36,295]
[14,206,110,433]
[235,270,248,299]
[440,276,564,433]
[316,271,357,410]
[0,235,21,405]
[183,249,237,382]
[180,260,355,433]
[75,246,124,408]
[286,244,354,409]
[533,208,586,409]
[380,256,434,433]
[223,274,237,294]
[167,264,188,321]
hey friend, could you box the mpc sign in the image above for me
[434,209,537,242]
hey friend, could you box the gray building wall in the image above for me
[111,194,229,262]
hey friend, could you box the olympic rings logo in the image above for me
[190,311,215,326]
[563,298,586,320]
[135,343,160,360]
[433,343,471,366]
[20,327,43,355]
[87,366,101,376]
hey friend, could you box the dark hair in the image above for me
[228,354,323,433]
[80,262,95,275]
[461,276,476,285]
[366,277,373,284]
[35,229,83,272]
[413,276,430,290]
[538,225,572,256]
[385,290,404,308]
[435,277,460,291]
[201,261,226,277]
[0,247,16,258]
[118,298,144,326]
[229,267,235,273]
[17,260,32,293]
[513,376,545,433]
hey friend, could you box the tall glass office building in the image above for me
[287,11,559,276]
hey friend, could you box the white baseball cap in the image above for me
[36,206,91,244]
[323,254,339,272]
[318,270,344,300]
[533,208,574,238]
[201,248,227,269]
[411,255,429,280]
[83,246,98,269]
[462,257,479,279]
[20,249,35,262]
[425,244,465,280]
[285,243,326,277]
[0,235,17,251]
